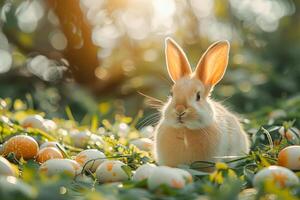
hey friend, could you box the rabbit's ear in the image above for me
[195,41,230,87]
[165,37,192,82]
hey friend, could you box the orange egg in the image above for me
[3,135,39,160]
[36,147,63,163]
[278,146,300,170]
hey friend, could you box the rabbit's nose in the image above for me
[175,105,186,115]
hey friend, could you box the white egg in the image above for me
[90,134,104,146]
[148,166,187,190]
[172,168,193,183]
[70,130,91,148]
[75,149,106,172]
[95,160,129,183]
[40,141,64,150]
[39,159,81,177]
[253,166,299,188]
[21,115,47,132]
[278,145,300,170]
[140,126,154,138]
[133,163,157,181]
[0,156,15,176]
[43,119,57,131]
[113,123,130,138]
[130,138,153,151]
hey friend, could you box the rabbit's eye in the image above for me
[196,91,201,101]
[169,91,173,97]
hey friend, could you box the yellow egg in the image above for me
[39,159,81,178]
[133,163,157,181]
[130,138,153,151]
[75,149,106,172]
[253,166,299,188]
[3,135,39,160]
[0,156,15,176]
[36,147,64,163]
[148,166,190,190]
[95,160,129,183]
[278,145,300,170]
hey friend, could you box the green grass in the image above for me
[0,96,300,200]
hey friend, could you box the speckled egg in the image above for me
[130,138,153,151]
[278,145,300,170]
[36,147,64,163]
[3,135,39,160]
[21,115,47,132]
[253,166,299,188]
[148,166,189,190]
[75,149,106,172]
[132,163,157,181]
[39,159,81,177]
[95,160,129,183]
[0,156,15,176]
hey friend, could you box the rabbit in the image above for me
[154,38,250,168]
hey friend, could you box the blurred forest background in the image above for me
[0,0,299,124]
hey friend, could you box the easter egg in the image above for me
[140,126,154,138]
[95,160,129,183]
[40,141,64,151]
[39,159,81,177]
[3,135,39,160]
[43,119,57,131]
[75,149,106,172]
[36,147,63,163]
[148,166,189,190]
[279,127,300,144]
[130,138,153,151]
[113,123,130,138]
[70,130,91,148]
[0,156,15,176]
[278,145,300,170]
[133,163,157,181]
[173,168,193,183]
[21,115,47,132]
[90,134,104,146]
[253,166,299,188]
